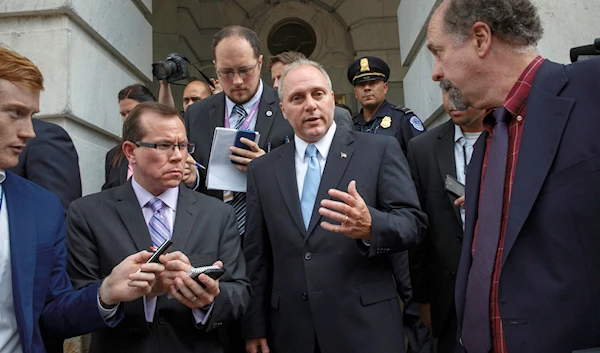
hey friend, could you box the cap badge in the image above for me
[360,58,370,73]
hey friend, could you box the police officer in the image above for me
[348,56,425,155]
[348,56,432,353]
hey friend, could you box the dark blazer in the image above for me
[242,128,427,353]
[10,119,82,212]
[66,182,251,353]
[2,172,119,353]
[456,58,600,353]
[407,120,464,349]
[184,84,294,200]
[102,145,128,191]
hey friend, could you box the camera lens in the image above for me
[152,60,178,80]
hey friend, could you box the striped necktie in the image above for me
[231,104,249,238]
[147,197,171,248]
[233,104,248,129]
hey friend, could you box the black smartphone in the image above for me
[232,130,257,164]
[445,174,465,198]
[146,239,173,264]
[187,266,225,288]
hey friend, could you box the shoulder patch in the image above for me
[410,116,425,132]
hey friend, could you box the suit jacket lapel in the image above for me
[114,181,152,251]
[435,120,462,224]
[254,86,278,150]
[5,173,35,350]
[306,129,354,238]
[275,141,305,234]
[502,62,573,266]
[171,185,199,251]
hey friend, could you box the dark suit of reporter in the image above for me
[67,103,250,353]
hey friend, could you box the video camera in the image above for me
[570,38,600,63]
[152,53,190,83]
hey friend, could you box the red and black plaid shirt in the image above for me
[472,55,544,353]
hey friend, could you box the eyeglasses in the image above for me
[216,62,259,80]
[135,141,196,154]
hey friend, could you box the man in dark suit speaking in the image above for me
[66,102,251,353]
[242,59,427,353]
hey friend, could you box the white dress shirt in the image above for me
[294,122,337,197]
[453,125,482,226]
[131,178,212,325]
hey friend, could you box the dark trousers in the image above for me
[435,304,458,353]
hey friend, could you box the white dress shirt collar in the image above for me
[131,177,179,212]
[0,170,5,184]
[225,79,264,120]
[294,121,337,163]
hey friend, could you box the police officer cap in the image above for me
[347,56,390,86]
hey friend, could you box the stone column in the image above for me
[0,0,153,194]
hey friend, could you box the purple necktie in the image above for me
[147,198,171,248]
[462,106,510,353]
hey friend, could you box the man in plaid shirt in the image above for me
[426,0,600,352]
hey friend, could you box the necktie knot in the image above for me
[148,197,164,213]
[493,106,511,124]
[233,104,248,129]
[306,144,318,158]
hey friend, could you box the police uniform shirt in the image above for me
[353,99,425,155]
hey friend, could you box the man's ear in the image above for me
[471,21,492,58]
[123,141,136,165]
[280,102,288,121]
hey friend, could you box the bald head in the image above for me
[183,81,212,112]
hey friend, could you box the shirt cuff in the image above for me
[362,239,371,246]
[144,295,157,322]
[97,294,119,320]
[192,302,215,325]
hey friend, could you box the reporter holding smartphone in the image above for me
[66,102,250,353]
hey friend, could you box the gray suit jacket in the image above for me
[333,106,353,131]
[242,128,427,353]
[66,182,251,353]
[184,84,294,200]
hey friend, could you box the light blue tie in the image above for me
[301,145,321,229]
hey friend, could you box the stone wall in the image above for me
[0,0,153,194]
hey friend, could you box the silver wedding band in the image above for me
[343,215,348,224]
[190,296,197,302]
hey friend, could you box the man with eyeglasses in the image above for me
[66,101,251,353]
[183,25,293,353]
[348,56,425,156]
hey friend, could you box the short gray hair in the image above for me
[278,59,333,101]
[443,0,543,47]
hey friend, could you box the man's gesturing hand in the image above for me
[319,180,372,241]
